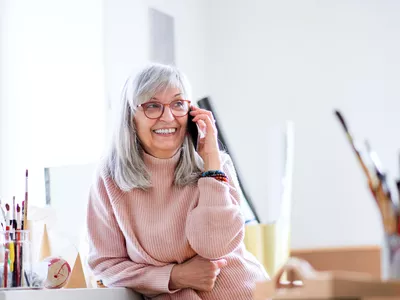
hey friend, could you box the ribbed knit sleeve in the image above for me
[185,154,245,259]
[86,175,180,298]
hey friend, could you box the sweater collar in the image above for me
[142,148,182,171]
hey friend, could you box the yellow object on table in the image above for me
[244,222,291,278]
[244,121,294,278]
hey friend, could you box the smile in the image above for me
[153,128,177,134]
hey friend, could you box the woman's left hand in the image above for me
[189,106,221,171]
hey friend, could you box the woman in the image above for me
[87,63,268,299]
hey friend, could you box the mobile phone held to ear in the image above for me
[188,108,199,150]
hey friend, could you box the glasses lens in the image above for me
[143,102,163,118]
[170,100,189,116]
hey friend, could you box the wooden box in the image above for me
[254,257,400,300]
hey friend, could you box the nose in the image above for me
[159,105,175,121]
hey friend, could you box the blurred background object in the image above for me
[243,121,294,276]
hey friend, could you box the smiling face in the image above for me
[134,87,189,158]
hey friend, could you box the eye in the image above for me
[145,102,162,109]
[172,100,185,108]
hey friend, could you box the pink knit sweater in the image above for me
[87,150,268,299]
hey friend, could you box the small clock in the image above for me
[43,256,71,289]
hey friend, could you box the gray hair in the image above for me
[105,63,204,191]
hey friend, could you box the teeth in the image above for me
[154,128,176,134]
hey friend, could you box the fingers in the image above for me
[197,119,206,136]
[213,259,227,268]
[191,113,217,135]
[211,259,227,277]
[188,257,227,292]
[189,107,216,123]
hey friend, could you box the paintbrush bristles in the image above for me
[16,204,21,230]
[334,110,349,132]
[334,109,374,183]
[334,110,359,151]
[397,181,400,195]
[5,204,10,230]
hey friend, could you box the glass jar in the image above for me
[0,230,32,288]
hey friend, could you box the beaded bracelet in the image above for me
[201,170,225,177]
[201,170,228,183]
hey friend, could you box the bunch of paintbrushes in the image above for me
[0,170,29,288]
[334,111,400,235]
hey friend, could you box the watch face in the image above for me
[44,257,71,289]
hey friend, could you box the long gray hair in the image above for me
[105,63,204,191]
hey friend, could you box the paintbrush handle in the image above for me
[373,183,398,235]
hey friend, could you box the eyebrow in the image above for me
[151,93,182,100]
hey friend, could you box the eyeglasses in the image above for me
[137,100,191,119]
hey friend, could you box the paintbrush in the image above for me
[5,203,15,287]
[19,200,30,287]
[16,204,21,286]
[5,204,10,232]
[364,140,398,234]
[21,169,29,287]
[334,110,398,234]
[397,180,400,199]
[365,141,391,195]
[397,151,400,198]
[334,110,377,189]
[23,170,28,231]
[12,196,16,231]
[2,203,11,287]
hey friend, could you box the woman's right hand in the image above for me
[169,255,227,292]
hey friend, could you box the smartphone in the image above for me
[187,108,199,150]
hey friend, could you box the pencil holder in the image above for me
[0,230,32,288]
[381,233,400,280]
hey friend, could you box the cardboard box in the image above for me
[254,257,400,300]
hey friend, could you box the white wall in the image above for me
[0,0,28,202]
[0,0,106,206]
[205,0,400,249]
[103,0,208,130]
[0,0,5,195]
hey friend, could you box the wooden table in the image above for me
[0,288,143,300]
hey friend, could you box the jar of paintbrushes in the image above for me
[0,170,32,288]
[334,109,400,280]
[0,229,32,288]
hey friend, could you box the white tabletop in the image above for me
[0,288,143,300]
